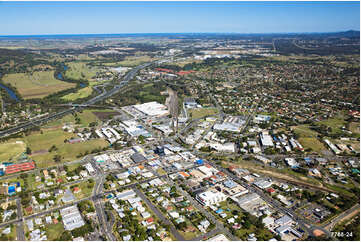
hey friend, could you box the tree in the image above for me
[49,145,58,152]
[243,220,251,229]
[58,231,72,241]
[53,155,61,163]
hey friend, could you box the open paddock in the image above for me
[2,71,76,99]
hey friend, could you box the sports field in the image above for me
[64,62,100,80]
[61,86,93,101]
[2,71,76,99]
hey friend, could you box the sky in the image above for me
[0,1,359,35]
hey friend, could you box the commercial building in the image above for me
[209,142,236,153]
[259,131,274,147]
[60,205,85,231]
[116,190,137,200]
[285,158,299,168]
[133,102,170,117]
[83,163,95,174]
[213,116,245,133]
[196,190,227,206]
[254,179,273,189]
[120,120,151,137]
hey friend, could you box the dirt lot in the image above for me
[92,111,120,120]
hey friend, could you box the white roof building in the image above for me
[60,205,85,231]
[260,132,274,147]
[207,234,229,241]
[133,102,169,117]
[209,142,236,153]
[196,190,227,206]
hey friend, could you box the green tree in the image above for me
[53,155,61,163]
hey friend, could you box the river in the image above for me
[0,83,19,102]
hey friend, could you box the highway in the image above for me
[0,61,156,138]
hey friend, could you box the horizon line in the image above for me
[0,30,359,38]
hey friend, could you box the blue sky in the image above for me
[0,1,359,35]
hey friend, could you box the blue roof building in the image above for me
[8,186,16,195]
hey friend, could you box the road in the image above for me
[191,227,222,241]
[133,187,185,241]
[0,61,157,138]
[15,198,25,241]
[323,203,360,231]
[92,160,116,241]
[204,158,334,238]
[163,176,238,241]
[0,195,95,229]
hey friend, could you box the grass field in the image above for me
[74,181,94,199]
[45,223,64,241]
[2,71,76,99]
[180,230,200,240]
[292,125,319,138]
[61,86,93,101]
[43,114,76,128]
[317,117,347,134]
[298,137,326,152]
[64,62,100,80]
[77,109,101,126]
[117,55,154,67]
[31,139,108,168]
[348,122,360,135]
[0,140,26,162]
[45,109,110,128]
[21,128,108,167]
[188,108,218,119]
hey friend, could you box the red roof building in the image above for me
[5,162,35,174]
[267,188,275,194]
[73,187,81,193]
[25,206,33,213]
[155,68,174,73]
[177,70,195,75]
